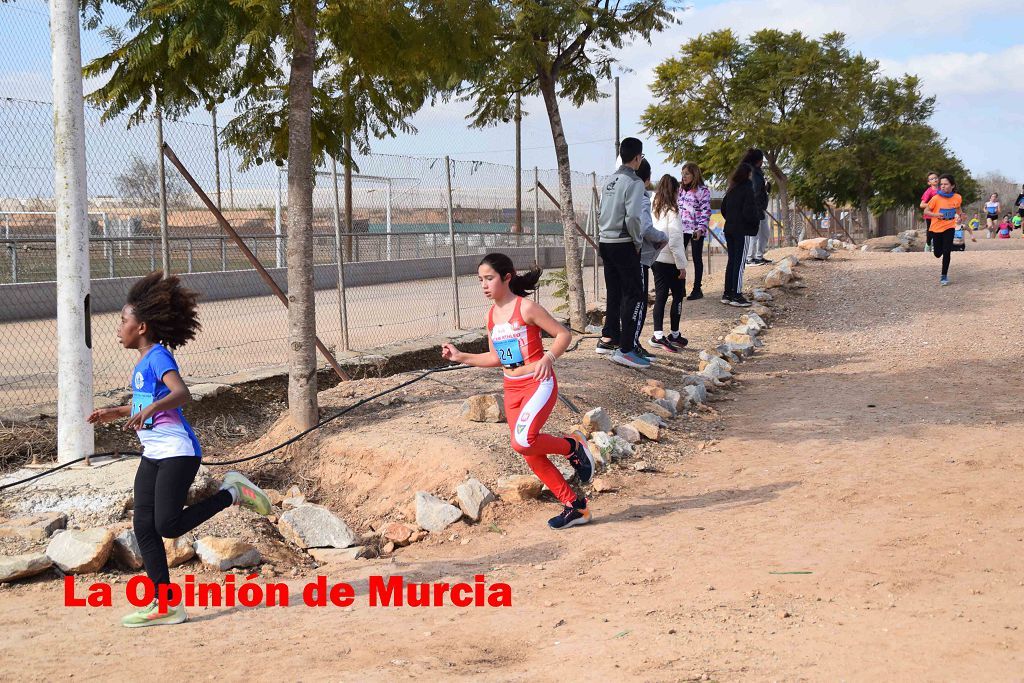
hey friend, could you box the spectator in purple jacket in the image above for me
[677,162,712,300]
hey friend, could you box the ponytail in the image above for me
[479,252,541,297]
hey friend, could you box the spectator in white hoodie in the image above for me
[649,174,688,352]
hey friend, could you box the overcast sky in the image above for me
[2,0,1022,186]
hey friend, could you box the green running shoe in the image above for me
[121,600,188,628]
[222,471,273,515]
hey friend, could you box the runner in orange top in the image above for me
[923,174,972,285]
[441,253,597,530]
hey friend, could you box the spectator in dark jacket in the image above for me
[741,148,772,265]
[720,163,760,307]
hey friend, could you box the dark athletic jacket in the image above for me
[721,180,761,238]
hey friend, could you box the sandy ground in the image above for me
[1,240,1022,681]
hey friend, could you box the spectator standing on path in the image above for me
[678,162,712,300]
[596,137,654,369]
[1015,184,1024,220]
[741,148,772,266]
[720,163,760,307]
[924,173,973,286]
[633,159,669,360]
[650,174,689,353]
[919,171,940,252]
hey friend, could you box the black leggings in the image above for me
[134,456,232,591]
[651,261,683,333]
[931,229,954,276]
[683,233,704,289]
[724,232,748,297]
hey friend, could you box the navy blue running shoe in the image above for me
[567,430,596,484]
[548,498,592,530]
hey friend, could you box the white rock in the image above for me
[752,289,773,302]
[582,407,613,436]
[809,247,830,260]
[613,423,642,444]
[456,478,496,522]
[684,383,708,405]
[662,389,683,411]
[278,504,358,549]
[415,491,463,532]
[193,536,261,571]
[741,312,767,329]
[0,553,53,583]
[112,528,144,570]
[591,431,634,460]
[46,528,114,574]
[701,363,733,383]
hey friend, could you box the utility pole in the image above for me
[50,0,94,464]
[614,76,620,159]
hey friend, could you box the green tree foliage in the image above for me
[642,29,874,242]
[463,0,677,331]
[790,75,978,235]
[643,29,978,240]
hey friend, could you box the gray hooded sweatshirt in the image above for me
[599,165,648,250]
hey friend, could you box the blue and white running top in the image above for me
[130,344,201,459]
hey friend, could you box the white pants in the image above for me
[746,218,770,260]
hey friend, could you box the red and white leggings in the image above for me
[503,373,575,506]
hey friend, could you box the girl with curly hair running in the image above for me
[88,272,272,628]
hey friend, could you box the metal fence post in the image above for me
[150,240,156,271]
[274,166,284,268]
[10,242,17,283]
[107,241,114,278]
[331,156,350,351]
[385,178,393,261]
[533,167,540,300]
[155,88,171,277]
[221,238,227,271]
[445,156,461,329]
[187,238,193,273]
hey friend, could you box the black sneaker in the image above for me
[595,339,618,355]
[686,288,703,301]
[634,345,653,361]
[729,294,752,307]
[668,333,689,349]
[567,430,596,484]
[745,258,755,265]
[548,497,592,530]
[756,257,774,265]
[649,335,679,353]
[721,295,733,305]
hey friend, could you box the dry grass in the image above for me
[0,419,57,471]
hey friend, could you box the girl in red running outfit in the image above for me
[441,253,596,530]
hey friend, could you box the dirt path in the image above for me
[2,243,1023,681]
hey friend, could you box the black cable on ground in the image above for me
[0,451,141,492]
[1,332,605,490]
[0,364,471,491]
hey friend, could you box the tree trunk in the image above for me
[538,73,586,332]
[285,0,318,430]
[859,197,873,239]
[765,155,795,245]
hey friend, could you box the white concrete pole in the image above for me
[49,0,94,464]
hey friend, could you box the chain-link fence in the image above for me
[0,91,605,413]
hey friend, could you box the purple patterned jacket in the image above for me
[677,185,712,237]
